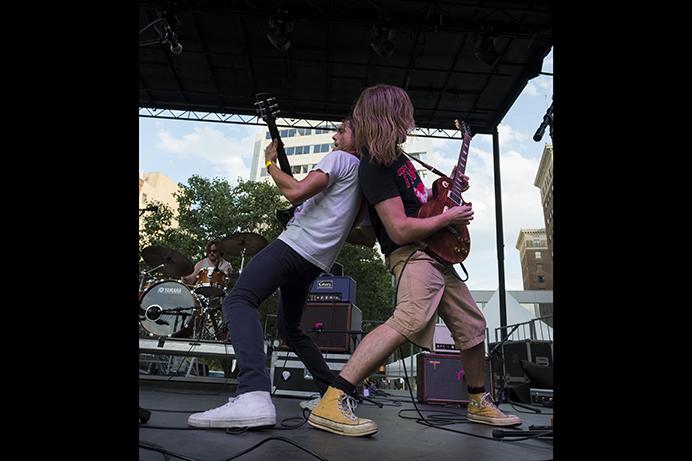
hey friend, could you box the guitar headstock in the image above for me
[254,92,280,123]
[454,119,473,138]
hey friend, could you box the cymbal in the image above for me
[220,232,268,256]
[141,245,194,277]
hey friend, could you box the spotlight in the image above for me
[267,10,294,52]
[473,33,500,66]
[370,23,395,58]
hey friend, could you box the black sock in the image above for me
[332,375,356,396]
[468,386,485,395]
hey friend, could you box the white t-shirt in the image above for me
[279,150,361,271]
[183,257,232,284]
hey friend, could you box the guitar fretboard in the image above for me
[448,132,471,205]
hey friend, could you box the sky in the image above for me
[139,50,553,292]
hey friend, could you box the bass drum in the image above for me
[139,280,199,337]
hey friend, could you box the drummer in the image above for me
[181,241,233,288]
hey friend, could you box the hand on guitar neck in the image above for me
[264,139,301,227]
[254,93,300,229]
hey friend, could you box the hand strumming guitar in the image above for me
[443,203,474,226]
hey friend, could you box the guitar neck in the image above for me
[266,120,292,176]
[449,132,471,205]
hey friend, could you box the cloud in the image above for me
[524,81,540,97]
[156,125,263,184]
[474,123,528,150]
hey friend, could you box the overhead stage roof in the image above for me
[139,1,552,134]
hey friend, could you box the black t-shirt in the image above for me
[359,151,429,256]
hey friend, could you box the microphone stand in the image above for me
[487,324,541,413]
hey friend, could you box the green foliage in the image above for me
[139,174,396,336]
[336,244,395,325]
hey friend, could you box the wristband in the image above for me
[265,160,273,168]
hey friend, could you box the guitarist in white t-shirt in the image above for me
[187,118,363,429]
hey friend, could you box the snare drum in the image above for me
[194,267,226,297]
[139,280,199,337]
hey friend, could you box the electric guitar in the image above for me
[417,119,473,264]
[254,93,298,228]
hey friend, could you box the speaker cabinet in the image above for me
[284,302,362,353]
[270,351,350,398]
[488,339,553,383]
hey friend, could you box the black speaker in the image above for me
[488,339,553,383]
[292,302,362,353]
[416,352,491,404]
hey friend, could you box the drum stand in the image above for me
[189,295,228,342]
[139,264,164,292]
[238,247,247,273]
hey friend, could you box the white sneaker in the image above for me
[299,396,321,411]
[188,391,277,428]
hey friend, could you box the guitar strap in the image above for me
[403,152,446,178]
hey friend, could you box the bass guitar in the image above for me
[417,119,473,264]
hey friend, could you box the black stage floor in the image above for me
[139,380,553,461]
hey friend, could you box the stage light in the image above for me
[267,10,294,52]
[473,32,500,66]
[370,23,395,58]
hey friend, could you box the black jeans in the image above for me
[222,239,337,395]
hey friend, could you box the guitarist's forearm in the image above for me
[268,165,303,204]
[395,214,452,244]
[381,213,450,246]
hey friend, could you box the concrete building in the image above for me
[138,172,181,227]
[250,125,432,183]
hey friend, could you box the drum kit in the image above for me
[138,232,268,340]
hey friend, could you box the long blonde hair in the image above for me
[352,84,415,166]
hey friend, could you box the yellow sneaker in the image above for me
[307,386,378,436]
[467,392,522,426]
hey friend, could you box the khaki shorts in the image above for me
[384,244,486,351]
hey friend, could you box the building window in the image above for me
[286,146,295,155]
[535,251,542,259]
[537,275,545,283]
[533,239,540,247]
[536,263,543,272]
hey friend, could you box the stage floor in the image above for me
[139,380,553,461]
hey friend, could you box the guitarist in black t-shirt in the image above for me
[308,84,521,438]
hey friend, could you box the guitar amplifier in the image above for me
[432,323,459,354]
[270,351,350,398]
[307,275,357,304]
[279,302,363,353]
[416,352,491,404]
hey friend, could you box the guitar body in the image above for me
[276,205,297,229]
[418,176,471,264]
[345,197,376,247]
